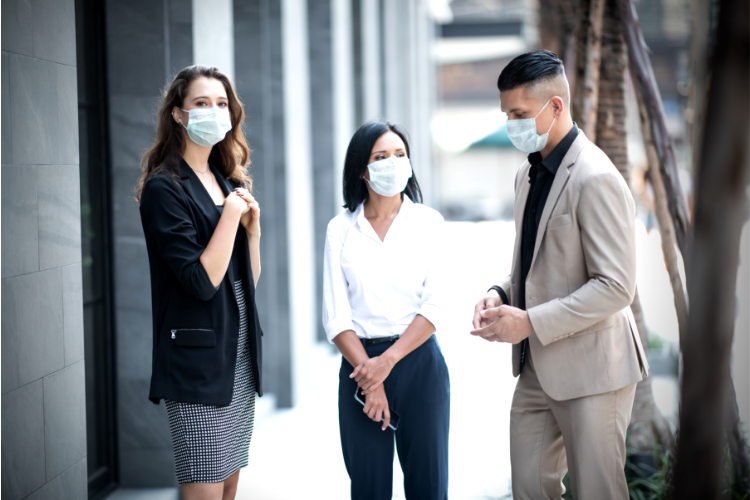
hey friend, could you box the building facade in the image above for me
[2,0,437,497]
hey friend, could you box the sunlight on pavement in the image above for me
[236,219,677,499]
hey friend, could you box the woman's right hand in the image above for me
[223,191,251,217]
[362,384,391,431]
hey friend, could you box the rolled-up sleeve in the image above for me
[416,214,446,332]
[322,219,355,343]
[140,175,218,302]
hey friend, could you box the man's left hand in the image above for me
[469,305,534,344]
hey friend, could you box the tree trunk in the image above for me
[572,0,605,140]
[539,0,579,92]
[614,0,691,257]
[634,93,689,341]
[672,0,750,495]
[593,0,673,453]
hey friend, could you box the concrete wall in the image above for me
[105,0,193,487]
[1,0,88,498]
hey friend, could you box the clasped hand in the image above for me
[470,302,534,344]
[350,354,395,395]
[229,187,261,236]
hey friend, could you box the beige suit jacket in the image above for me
[499,131,649,401]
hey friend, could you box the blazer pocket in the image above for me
[172,328,217,347]
[547,212,572,229]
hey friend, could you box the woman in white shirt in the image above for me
[323,121,450,500]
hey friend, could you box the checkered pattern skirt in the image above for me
[165,280,256,485]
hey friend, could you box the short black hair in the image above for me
[342,121,422,212]
[497,50,565,92]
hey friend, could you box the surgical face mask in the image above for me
[365,155,413,197]
[506,99,556,153]
[180,106,233,147]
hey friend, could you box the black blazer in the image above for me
[139,159,264,406]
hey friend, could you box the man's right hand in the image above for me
[472,289,504,329]
[362,385,391,431]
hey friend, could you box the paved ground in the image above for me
[111,220,679,500]
[236,221,520,499]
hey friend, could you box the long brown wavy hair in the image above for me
[135,65,252,202]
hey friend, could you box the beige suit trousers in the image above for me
[510,350,636,499]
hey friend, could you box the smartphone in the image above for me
[354,386,400,430]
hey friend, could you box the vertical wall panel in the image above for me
[308,0,336,342]
[282,0,316,402]
[105,0,193,486]
[234,0,294,407]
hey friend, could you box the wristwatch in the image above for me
[487,285,509,305]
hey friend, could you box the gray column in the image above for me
[1,0,87,498]
[360,0,383,122]
[105,0,193,486]
[308,0,336,342]
[234,0,294,408]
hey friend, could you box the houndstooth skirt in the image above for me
[165,280,256,485]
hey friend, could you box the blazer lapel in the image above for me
[530,132,589,268]
[179,159,222,231]
[210,162,234,197]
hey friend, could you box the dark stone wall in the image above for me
[104,0,193,487]
[1,0,88,497]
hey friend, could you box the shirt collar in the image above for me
[528,123,579,175]
[355,195,414,239]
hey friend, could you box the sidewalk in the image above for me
[236,221,519,499]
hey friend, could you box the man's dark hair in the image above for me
[497,50,565,92]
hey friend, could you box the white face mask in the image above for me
[180,106,233,147]
[365,156,413,197]
[506,99,556,153]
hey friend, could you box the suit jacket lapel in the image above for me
[530,132,589,269]
[512,162,531,304]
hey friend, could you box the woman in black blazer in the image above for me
[136,65,263,499]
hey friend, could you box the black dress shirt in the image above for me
[517,123,579,371]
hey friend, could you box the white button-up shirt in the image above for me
[322,197,445,343]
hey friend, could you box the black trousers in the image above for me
[338,334,450,500]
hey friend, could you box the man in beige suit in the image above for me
[470,51,649,499]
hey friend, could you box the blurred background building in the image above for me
[3,0,439,497]
[2,0,744,499]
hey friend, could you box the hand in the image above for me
[234,187,261,236]
[472,289,504,329]
[361,384,391,431]
[351,354,395,395]
[470,305,534,344]
[223,191,251,217]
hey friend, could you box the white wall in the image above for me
[331,0,355,209]
[193,0,235,81]
[282,0,317,405]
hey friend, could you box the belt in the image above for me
[362,335,401,347]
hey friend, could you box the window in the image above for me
[75,0,118,497]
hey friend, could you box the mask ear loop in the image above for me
[537,99,556,135]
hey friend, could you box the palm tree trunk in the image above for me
[673,0,750,495]
[594,0,673,453]
[572,0,605,140]
[614,0,691,257]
